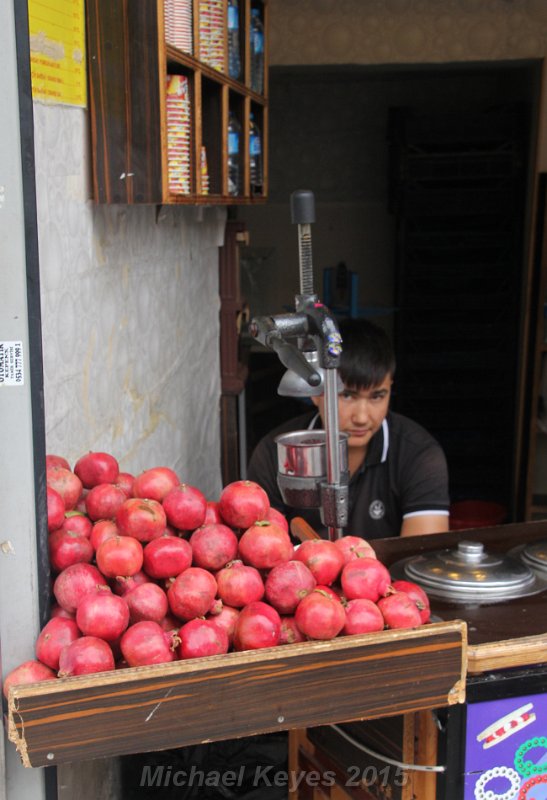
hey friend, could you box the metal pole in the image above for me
[324,368,342,540]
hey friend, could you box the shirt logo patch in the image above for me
[369,500,385,520]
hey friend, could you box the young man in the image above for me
[247,318,450,539]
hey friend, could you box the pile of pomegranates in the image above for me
[3,451,431,698]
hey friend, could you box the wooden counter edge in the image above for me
[467,631,547,674]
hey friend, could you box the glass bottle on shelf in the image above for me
[250,8,264,94]
[227,0,241,81]
[249,112,263,193]
[228,111,242,195]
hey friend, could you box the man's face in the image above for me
[312,375,393,450]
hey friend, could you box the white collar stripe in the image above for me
[403,509,450,519]
[307,412,320,430]
[381,418,389,463]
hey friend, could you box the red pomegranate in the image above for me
[167,567,217,621]
[264,560,316,614]
[142,535,192,579]
[47,486,66,533]
[189,524,238,571]
[264,506,289,533]
[48,529,94,572]
[343,598,385,635]
[159,613,181,633]
[233,601,281,651]
[60,511,93,539]
[279,616,306,645]
[208,605,239,646]
[294,539,345,586]
[177,618,229,659]
[85,483,127,521]
[58,636,115,676]
[46,454,71,470]
[391,580,431,623]
[74,451,119,489]
[115,471,135,497]
[76,588,130,641]
[378,592,423,629]
[208,597,223,616]
[132,466,180,502]
[76,493,88,514]
[115,497,167,542]
[90,519,119,551]
[35,617,81,670]
[215,560,264,607]
[96,535,144,578]
[238,521,294,570]
[110,570,151,596]
[333,535,376,564]
[203,501,222,524]
[3,660,56,699]
[120,621,176,667]
[50,603,76,619]
[294,587,346,640]
[163,484,207,531]
[124,583,169,624]
[46,466,83,511]
[218,480,270,530]
[341,557,392,602]
[53,563,105,614]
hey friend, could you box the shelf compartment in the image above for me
[86,0,269,205]
[200,76,224,195]
[7,622,466,768]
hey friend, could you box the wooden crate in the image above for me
[7,621,466,768]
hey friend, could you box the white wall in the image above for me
[34,104,226,500]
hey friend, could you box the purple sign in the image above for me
[465,692,547,800]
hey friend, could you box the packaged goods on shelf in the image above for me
[166,74,191,195]
[164,0,193,54]
[201,145,210,194]
[199,0,225,72]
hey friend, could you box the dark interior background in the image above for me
[239,60,541,516]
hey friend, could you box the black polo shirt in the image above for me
[246,410,449,540]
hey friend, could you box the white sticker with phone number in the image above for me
[0,341,24,386]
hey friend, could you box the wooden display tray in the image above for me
[7,621,466,768]
[371,521,547,675]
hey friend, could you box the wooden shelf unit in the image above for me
[86,0,268,205]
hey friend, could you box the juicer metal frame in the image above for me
[249,190,349,538]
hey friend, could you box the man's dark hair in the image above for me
[338,318,396,389]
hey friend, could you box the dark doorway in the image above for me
[241,60,540,516]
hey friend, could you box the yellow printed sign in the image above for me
[28,0,86,107]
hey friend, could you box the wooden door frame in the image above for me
[515,58,547,517]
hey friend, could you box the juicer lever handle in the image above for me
[269,334,322,387]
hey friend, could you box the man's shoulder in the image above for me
[387,411,443,453]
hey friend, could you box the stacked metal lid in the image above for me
[392,540,547,604]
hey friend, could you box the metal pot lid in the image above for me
[514,539,547,574]
[400,540,538,602]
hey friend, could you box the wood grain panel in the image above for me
[126,0,164,203]
[86,0,163,203]
[7,621,465,768]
